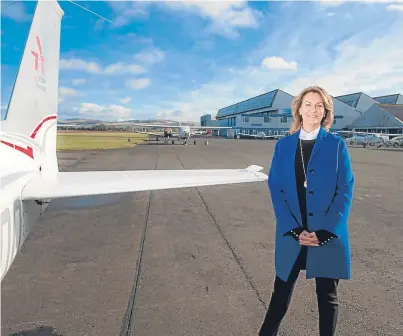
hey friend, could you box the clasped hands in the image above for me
[298,230,319,247]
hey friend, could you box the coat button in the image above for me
[309,168,314,173]
[308,190,313,195]
[309,212,313,216]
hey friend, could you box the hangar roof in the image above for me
[351,103,403,128]
[373,94,403,105]
[380,104,403,122]
[335,92,377,113]
[335,92,362,108]
[216,89,278,118]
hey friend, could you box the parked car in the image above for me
[345,134,384,147]
[385,135,403,148]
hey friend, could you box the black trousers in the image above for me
[259,251,339,336]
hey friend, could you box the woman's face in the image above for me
[299,91,326,128]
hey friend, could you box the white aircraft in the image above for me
[0,0,267,282]
[237,131,288,140]
[132,121,231,144]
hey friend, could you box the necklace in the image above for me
[299,138,307,188]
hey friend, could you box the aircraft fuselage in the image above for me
[1,172,46,282]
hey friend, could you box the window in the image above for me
[264,117,271,123]
[243,116,249,122]
[280,116,287,123]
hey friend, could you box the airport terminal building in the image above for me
[200,90,403,138]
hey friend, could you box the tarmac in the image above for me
[1,137,403,336]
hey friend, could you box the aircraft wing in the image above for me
[238,133,282,139]
[130,124,233,130]
[21,165,267,200]
[190,126,233,129]
[135,131,179,136]
[131,123,180,129]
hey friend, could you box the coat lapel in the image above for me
[308,126,328,165]
[284,129,302,226]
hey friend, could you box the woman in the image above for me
[259,86,355,336]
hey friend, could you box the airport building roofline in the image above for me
[218,89,279,110]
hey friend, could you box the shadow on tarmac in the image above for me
[9,326,64,336]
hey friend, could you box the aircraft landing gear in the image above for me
[194,140,196,145]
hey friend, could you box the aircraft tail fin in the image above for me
[2,0,64,175]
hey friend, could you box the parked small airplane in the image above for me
[0,0,267,282]
[236,131,288,140]
[132,121,230,144]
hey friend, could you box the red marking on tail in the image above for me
[0,140,34,159]
[31,36,45,74]
[1,115,57,159]
[30,116,56,139]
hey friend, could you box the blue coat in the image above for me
[268,127,355,282]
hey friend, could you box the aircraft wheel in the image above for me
[205,140,208,145]
[194,140,196,145]
[394,143,399,148]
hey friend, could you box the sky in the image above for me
[1,0,403,122]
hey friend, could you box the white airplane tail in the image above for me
[1,0,64,176]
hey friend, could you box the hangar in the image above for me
[350,94,403,135]
[202,89,361,138]
[201,90,403,137]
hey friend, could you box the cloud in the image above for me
[107,1,149,27]
[103,62,146,75]
[318,0,403,7]
[282,21,403,96]
[1,1,30,22]
[60,58,146,75]
[107,1,261,37]
[78,103,132,119]
[261,57,298,71]
[387,4,403,11]
[120,96,132,104]
[162,1,262,37]
[125,78,151,90]
[59,87,78,96]
[135,48,165,65]
[58,86,79,103]
[60,59,101,73]
[72,78,86,86]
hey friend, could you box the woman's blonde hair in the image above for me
[289,85,334,134]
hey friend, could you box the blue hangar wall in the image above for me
[201,89,403,138]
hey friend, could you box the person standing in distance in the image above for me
[259,86,355,336]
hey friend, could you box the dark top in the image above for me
[284,138,337,269]
[296,138,315,229]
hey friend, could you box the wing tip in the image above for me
[245,165,263,172]
[245,165,267,180]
